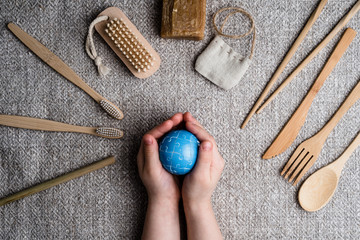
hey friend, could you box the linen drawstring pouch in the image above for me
[195,7,256,90]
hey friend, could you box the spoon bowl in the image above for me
[298,168,338,212]
[298,131,360,212]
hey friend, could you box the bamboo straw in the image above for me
[240,0,329,128]
[256,0,360,113]
[0,156,115,206]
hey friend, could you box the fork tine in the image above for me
[285,150,308,180]
[292,157,316,186]
[288,154,313,182]
[281,146,304,177]
[283,148,307,179]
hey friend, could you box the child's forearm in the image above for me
[183,200,223,240]
[141,197,180,240]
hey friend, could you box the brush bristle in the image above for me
[96,127,123,138]
[105,18,155,73]
[99,99,124,120]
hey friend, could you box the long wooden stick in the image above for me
[256,0,360,113]
[240,0,328,128]
[0,156,115,206]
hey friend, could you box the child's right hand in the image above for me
[137,113,184,205]
[182,112,225,207]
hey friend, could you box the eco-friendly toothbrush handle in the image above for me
[7,22,123,120]
[0,114,123,139]
[0,156,115,207]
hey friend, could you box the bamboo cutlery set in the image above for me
[243,0,360,211]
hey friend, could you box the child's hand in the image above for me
[182,112,225,206]
[181,112,225,240]
[137,113,183,204]
[138,113,184,240]
[138,112,224,240]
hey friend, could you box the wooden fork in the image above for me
[281,80,360,185]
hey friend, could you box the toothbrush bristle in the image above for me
[96,127,124,138]
[99,99,124,120]
[105,17,154,73]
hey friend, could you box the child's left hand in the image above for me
[137,113,184,204]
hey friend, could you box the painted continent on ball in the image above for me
[159,130,200,175]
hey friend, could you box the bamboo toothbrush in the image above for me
[7,22,124,120]
[0,115,124,139]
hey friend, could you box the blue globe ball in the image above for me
[159,130,200,175]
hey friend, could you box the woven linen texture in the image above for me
[0,0,359,239]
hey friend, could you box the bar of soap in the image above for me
[161,0,206,40]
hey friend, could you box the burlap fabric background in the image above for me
[0,0,359,239]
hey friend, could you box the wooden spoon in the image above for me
[298,132,360,212]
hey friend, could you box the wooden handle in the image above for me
[307,28,356,96]
[340,132,360,161]
[0,156,115,206]
[0,114,93,134]
[262,29,356,159]
[317,80,360,138]
[240,0,328,128]
[330,131,360,175]
[7,22,102,102]
[257,1,360,113]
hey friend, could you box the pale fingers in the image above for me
[184,112,204,129]
[138,113,184,174]
[191,141,213,179]
[147,113,183,139]
[137,140,145,172]
[185,121,214,144]
[147,120,173,139]
[170,112,184,126]
[143,134,163,171]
